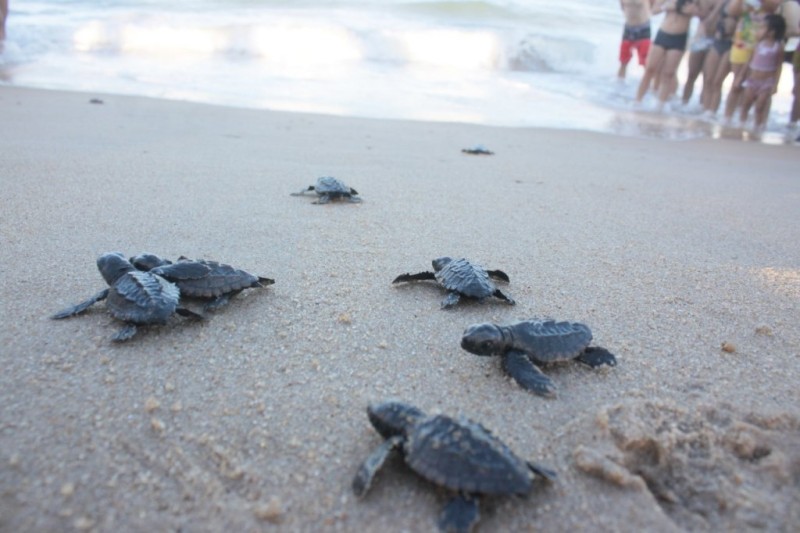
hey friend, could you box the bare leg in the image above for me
[636,46,666,102]
[658,49,685,108]
[706,50,732,113]
[739,87,757,125]
[618,61,628,79]
[700,49,721,110]
[682,49,708,105]
[724,62,748,121]
[753,92,772,130]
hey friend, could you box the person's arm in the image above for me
[773,50,783,93]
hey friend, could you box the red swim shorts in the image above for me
[620,39,651,66]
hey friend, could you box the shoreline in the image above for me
[2,81,798,145]
[1,85,798,532]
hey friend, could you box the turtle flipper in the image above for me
[501,350,556,397]
[492,289,515,305]
[51,289,110,319]
[438,493,480,533]
[352,435,403,498]
[441,291,461,309]
[291,185,315,197]
[486,269,510,283]
[392,271,436,284]
[575,346,617,368]
[257,276,276,286]
[203,293,234,312]
[527,461,558,482]
[314,194,331,205]
[112,323,138,342]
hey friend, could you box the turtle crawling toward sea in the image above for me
[461,144,494,155]
[131,253,274,312]
[353,400,556,533]
[51,252,206,342]
[291,176,361,204]
[393,257,514,309]
[461,319,617,397]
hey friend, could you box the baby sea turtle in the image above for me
[353,400,556,533]
[461,144,494,155]
[461,319,617,397]
[51,252,206,342]
[130,253,275,312]
[392,257,514,309]
[291,176,361,204]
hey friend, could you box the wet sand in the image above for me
[1,86,798,532]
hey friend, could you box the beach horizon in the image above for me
[1,85,799,532]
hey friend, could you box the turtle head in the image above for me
[367,401,425,439]
[461,323,506,356]
[130,253,171,271]
[431,257,453,272]
[97,252,135,285]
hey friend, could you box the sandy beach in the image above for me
[1,86,799,532]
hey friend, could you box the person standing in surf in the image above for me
[619,0,656,80]
[636,0,701,110]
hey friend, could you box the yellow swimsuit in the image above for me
[730,10,761,65]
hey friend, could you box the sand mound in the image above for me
[575,401,800,531]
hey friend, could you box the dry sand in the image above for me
[1,86,799,532]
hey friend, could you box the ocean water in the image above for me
[0,0,795,140]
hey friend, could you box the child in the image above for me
[722,0,783,122]
[738,13,787,132]
[619,0,655,80]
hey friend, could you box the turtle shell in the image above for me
[315,176,351,195]
[513,319,593,363]
[435,258,495,299]
[170,259,262,298]
[106,270,180,325]
[404,414,532,496]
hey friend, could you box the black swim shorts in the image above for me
[654,30,689,52]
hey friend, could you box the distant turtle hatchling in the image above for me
[461,319,617,397]
[291,176,362,204]
[131,253,274,312]
[51,252,206,342]
[461,144,494,155]
[392,257,514,309]
[352,400,556,533]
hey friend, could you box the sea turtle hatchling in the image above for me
[392,257,515,309]
[130,253,275,312]
[291,176,362,204]
[461,319,617,397]
[51,252,207,342]
[461,144,494,155]
[352,400,556,533]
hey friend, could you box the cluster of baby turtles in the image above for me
[51,169,617,532]
[51,252,273,341]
